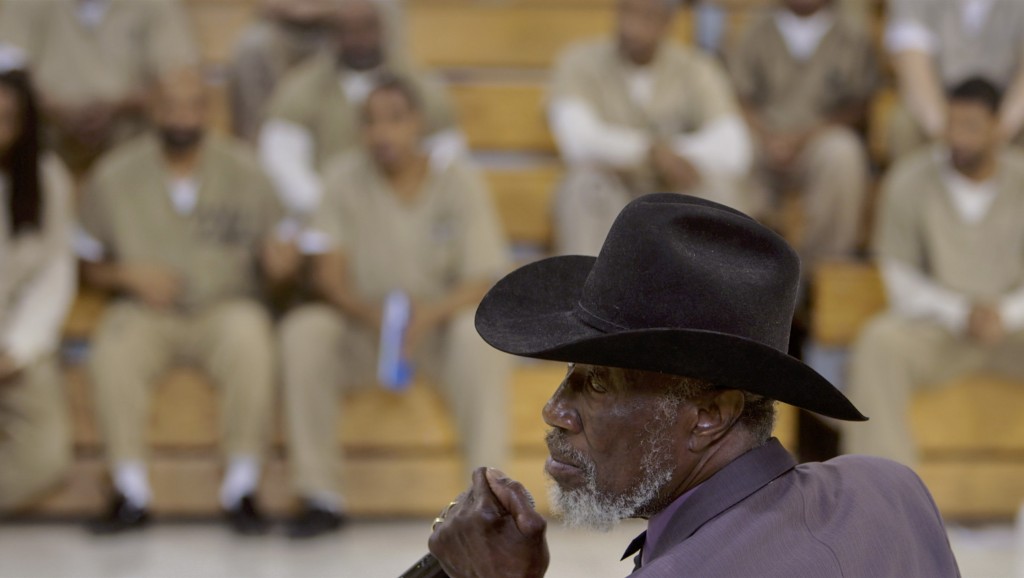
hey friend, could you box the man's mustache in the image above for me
[545,429,592,472]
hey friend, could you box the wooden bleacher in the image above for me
[814,261,1024,520]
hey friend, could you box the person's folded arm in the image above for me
[998,284,1024,333]
[259,119,322,216]
[881,259,971,334]
[671,114,753,178]
[548,97,651,169]
[998,69,1024,141]
[1,251,75,368]
[887,18,946,139]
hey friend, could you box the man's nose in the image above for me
[542,379,581,434]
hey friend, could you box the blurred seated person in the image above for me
[279,76,509,538]
[260,0,462,226]
[75,69,297,535]
[549,0,753,257]
[0,0,199,174]
[886,0,1024,159]
[228,0,336,144]
[0,48,75,514]
[731,0,877,274]
[844,79,1024,467]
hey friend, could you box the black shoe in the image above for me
[224,494,271,536]
[286,504,347,539]
[86,493,150,535]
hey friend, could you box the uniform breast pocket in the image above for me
[196,206,259,248]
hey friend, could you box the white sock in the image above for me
[113,461,151,508]
[307,491,346,514]
[220,455,260,509]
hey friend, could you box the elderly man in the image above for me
[426,194,960,576]
[549,0,752,257]
[259,0,461,224]
[76,69,294,535]
[731,0,877,273]
[886,0,1024,158]
[844,78,1024,468]
[279,75,509,538]
[0,0,198,174]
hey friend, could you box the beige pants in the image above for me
[553,167,748,256]
[88,299,276,464]
[279,304,510,500]
[753,126,869,273]
[0,357,71,513]
[842,314,1024,467]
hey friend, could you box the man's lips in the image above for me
[545,451,585,482]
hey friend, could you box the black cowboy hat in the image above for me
[475,193,866,421]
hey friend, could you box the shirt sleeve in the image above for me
[548,97,651,169]
[671,114,752,178]
[880,259,971,334]
[454,163,509,283]
[727,17,763,104]
[1,157,76,366]
[259,119,323,217]
[302,159,352,256]
[999,285,1024,332]
[885,0,936,54]
[75,166,116,262]
[418,73,460,137]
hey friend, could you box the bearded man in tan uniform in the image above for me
[731,0,878,274]
[259,0,462,227]
[844,79,1024,468]
[278,76,509,538]
[76,70,298,535]
[549,0,753,257]
[0,0,199,174]
[886,0,1024,160]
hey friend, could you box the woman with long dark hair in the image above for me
[0,46,75,513]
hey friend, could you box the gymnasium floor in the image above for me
[0,518,1020,577]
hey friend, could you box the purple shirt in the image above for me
[642,485,701,566]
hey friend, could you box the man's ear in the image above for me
[687,390,745,452]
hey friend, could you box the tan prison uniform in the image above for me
[79,133,281,465]
[0,0,198,172]
[0,155,75,513]
[886,0,1024,158]
[266,52,457,171]
[843,147,1024,467]
[228,17,330,143]
[280,150,510,500]
[550,38,750,256]
[731,10,877,271]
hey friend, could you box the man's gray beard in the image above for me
[546,405,679,532]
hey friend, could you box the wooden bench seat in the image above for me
[814,260,1024,519]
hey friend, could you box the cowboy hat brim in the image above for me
[475,255,867,421]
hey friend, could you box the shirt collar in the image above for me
[774,8,835,61]
[641,483,701,566]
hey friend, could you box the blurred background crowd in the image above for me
[1,0,1023,554]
